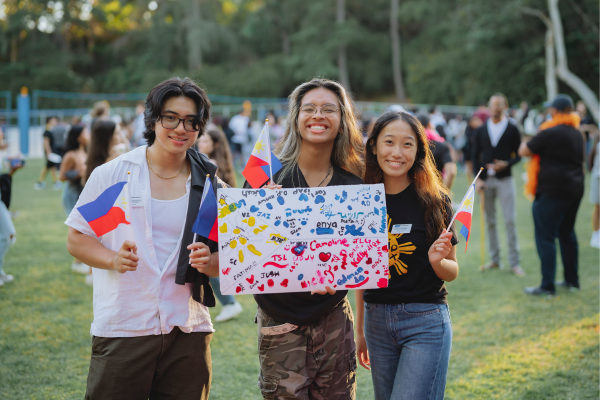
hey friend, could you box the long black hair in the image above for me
[85,120,116,181]
[364,111,449,242]
[64,125,85,153]
[143,77,211,146]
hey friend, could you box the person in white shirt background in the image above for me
[66,77,220,400]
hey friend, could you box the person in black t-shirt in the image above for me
[247,78,364,399]
[519,94,584,296]
[417,113,457,189]
[35,117,61,190]
[355,111,459,400]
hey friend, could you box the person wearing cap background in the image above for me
[519,94,585,296]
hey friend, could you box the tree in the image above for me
[521,7,557,101]
[187,0,203,70]
[390,0,406,101]
[548,0,599,121]
[336,0,351,91]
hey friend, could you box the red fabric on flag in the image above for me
[455,211,472,231]
[243,155,270,188]
[88,207,130,237]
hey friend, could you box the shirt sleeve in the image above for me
[440,144,453,166]
[64,166,106,238]
[526,129,551,155]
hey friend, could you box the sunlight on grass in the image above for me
[447,316,599,399]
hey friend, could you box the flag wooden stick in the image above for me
[446,168,484,231]
[479,188,486,267]
[266,119,273,184]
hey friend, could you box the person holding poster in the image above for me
[246,78,364,399]
[66,78,219,400]
[356,111,459,400]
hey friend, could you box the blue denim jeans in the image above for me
[364,303,452,400]
[209,277,236,306]
[532,195,581,292]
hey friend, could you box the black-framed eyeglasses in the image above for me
[299,103,340,116]
[159,115,198,132]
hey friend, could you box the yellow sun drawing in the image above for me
[254,140,265,154]
[387,215,416,277]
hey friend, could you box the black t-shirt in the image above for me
[429,140,452,174]
[245,164,364,325]
[43,130,55,156]
[363,184,458,305]
[527,124,584,199]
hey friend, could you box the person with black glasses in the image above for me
[66,78,223,400]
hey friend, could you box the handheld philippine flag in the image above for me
[77,181,130,237]
[192,175,219,242]
[242,121,283,188]
[447,168,483,252]
[454,184,475,251]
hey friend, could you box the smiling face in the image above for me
[373,119,418,184]
[152,96,199,155]
[297,88,342,146]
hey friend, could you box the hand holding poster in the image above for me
[217,184,389,295]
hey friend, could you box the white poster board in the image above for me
[217,184,389,295]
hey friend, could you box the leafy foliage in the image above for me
[0,0,597,106]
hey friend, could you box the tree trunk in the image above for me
[521,7,557,101]
[548,0,599,121]
[10,36,18,63]
[187,0,203,71]
[390,0,406,101]
[336,0,351,92]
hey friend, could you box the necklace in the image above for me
[294,164,332,188]
[146,148,186,179]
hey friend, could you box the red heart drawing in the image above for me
[236,286,242,293]
[258,284,265,292]
[382,245,388,252]
[376,270,380,274]
[280,279,289,287]
[377,278,388,288]
[366,257,373,265]
[246,275,254,284]
[364,270,369,274]
[319,252,332,262]
[222,268,231,275]
[267,279,274,287]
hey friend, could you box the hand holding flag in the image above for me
[189,175,218,273]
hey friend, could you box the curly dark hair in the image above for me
[143,77,211,146]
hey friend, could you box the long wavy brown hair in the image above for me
[202,128,236,187]
[274,78,364,181]
[364,111,451,242]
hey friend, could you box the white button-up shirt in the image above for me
[66,146,213,337]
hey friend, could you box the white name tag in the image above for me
[130,195,143,208]
[391,224,411,234]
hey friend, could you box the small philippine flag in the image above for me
[192,176,219,242]
[454,183,475,251]
[77,181,130,237]
[242,122,283,188]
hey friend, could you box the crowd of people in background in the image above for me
[4,91,598,300]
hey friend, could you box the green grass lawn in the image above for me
[0,159,598,399]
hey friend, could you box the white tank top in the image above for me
[151,193,189,270]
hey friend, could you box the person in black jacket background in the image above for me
[472,93,524,276]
